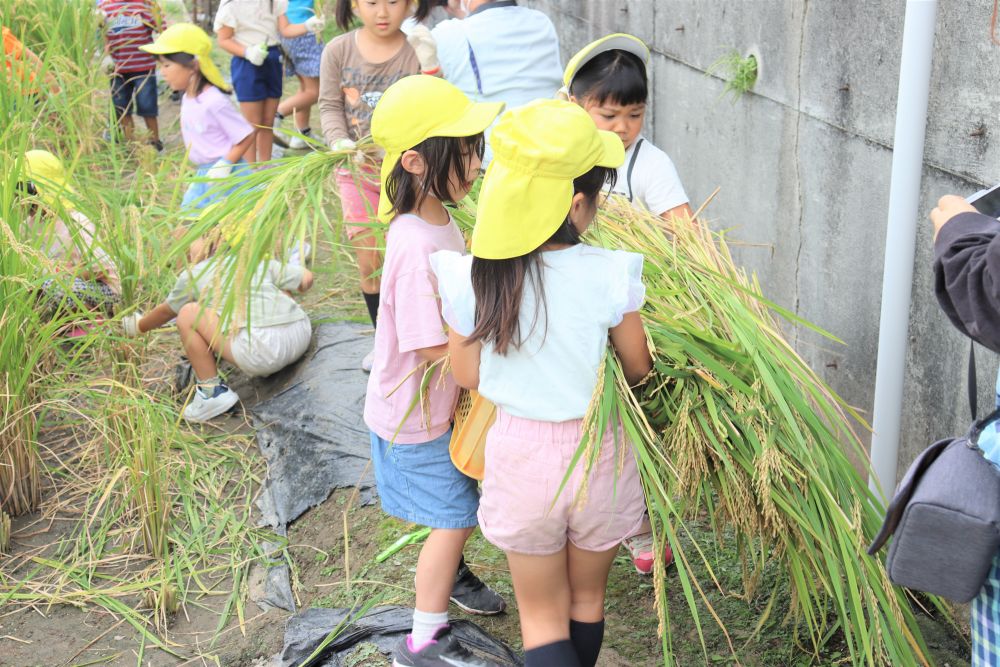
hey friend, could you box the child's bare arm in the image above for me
[215,26,246,59]
[278,15,309,38]
[446,330,480,389]
[660,202,694,224]
[415,343,449,365]
[225,132,255,163]
[138,303,177,333]
[609,311,653,386]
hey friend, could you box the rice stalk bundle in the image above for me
[580,198,934,665]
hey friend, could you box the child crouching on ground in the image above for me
[140,24,254,216]
[432,100,652,667]
[122,238,313,423]
[21,150,121,320]
[365,75,505,667]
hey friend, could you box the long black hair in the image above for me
[569,49,648,107]
[467,165,618,355]
[336,0,439,31]
[384,133,485,217]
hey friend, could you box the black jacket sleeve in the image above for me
[934,211,1000,353]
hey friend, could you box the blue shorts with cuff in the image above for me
[111,69,158,118]
[369,428,479,530]
[230,47,282,102]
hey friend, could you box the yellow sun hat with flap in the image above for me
[371,75,504,222]
[140,23,230,93]
[24,150,75,209]
[563,33,650,90]
[470,99,625,260]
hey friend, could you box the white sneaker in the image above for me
[361,348,375,373]
[288,135,309,150]
[182,385,240,422]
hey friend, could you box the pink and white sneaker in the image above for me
[623,532,674,575]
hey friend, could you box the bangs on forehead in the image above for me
[570,50,648,107]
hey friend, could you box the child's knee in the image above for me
[176,302,200,327]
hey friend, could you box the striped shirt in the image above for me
[98,0,161,73]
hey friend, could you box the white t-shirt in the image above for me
[431,244,645,422]
[214,0,285,47]
[613,135,688,216]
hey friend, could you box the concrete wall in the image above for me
[523,0,1000,482]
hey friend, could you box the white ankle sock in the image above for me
[410,608,449,647]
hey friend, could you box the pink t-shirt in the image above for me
[180,86,254,166]
[363,213,465,444]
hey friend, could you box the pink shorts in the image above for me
[478,410,647,556]
[335,167,380,240]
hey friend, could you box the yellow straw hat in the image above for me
[371,75,504,222]
[470,99,624,260]
[140,23,230,92]
[24,150,75,209]
[563,33,650,90]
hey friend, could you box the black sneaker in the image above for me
[393,626,500,667]
[450,559,506,616]
[148,139,164,153]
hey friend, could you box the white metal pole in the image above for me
[869,0,938,501]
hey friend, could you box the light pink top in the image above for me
[363,213,464,444]
[180,85,254,165]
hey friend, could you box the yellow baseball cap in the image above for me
[24,150,75,209]
[471,100,624,260]
[563,33,650,89]
[371,75,504,222]
[140,23,230,92]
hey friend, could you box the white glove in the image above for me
[95,7,108,24]
[122,312,144,337]
[244,43,268,67]
[331,138,356,152]
[406,25,440,74]
[205,158,233,180]
[304,15,326,34]
[101,54,115,75]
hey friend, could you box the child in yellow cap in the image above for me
[364,75,507,667]
[19,150,121,321]
[431,99,652,667]
[565,34,693,224]
[140,24,255,215]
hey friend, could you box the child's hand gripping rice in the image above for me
[431,99,652,667]
[364,75,506,667]
[123,237,314,423]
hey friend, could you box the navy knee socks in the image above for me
[362,291,379,327]
[524,639,580,667]
[570,619,605,667]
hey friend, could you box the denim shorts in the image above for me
[230,47,282,102]
[180,159,251,215]
[111,69,158,117]
[370,428,480,529]
[281,33,323,78]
